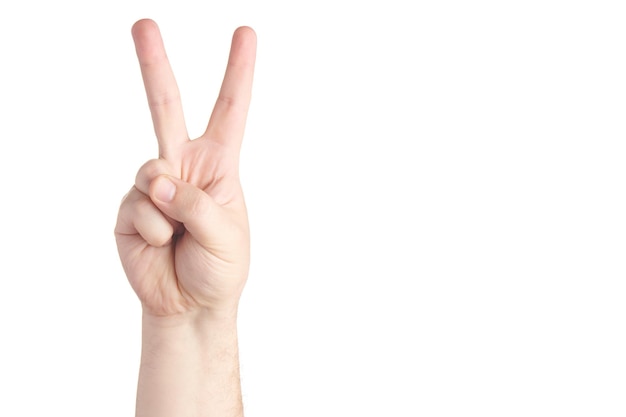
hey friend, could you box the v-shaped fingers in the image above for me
[132,19,189,160]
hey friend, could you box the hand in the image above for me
[114,19,256,319]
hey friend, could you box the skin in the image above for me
[114,19,256,416]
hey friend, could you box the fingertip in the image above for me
[235,26,256,36]
[132,18,159,37]
[132,19,168,65]
[227,26,257,71]
[233,26,257,47]
[131,19,164,55]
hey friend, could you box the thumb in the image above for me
[149,175,229,248]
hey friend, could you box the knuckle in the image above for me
[119,186,141,207]
[148,91,182,109]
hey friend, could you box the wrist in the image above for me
[140,307,239,365]
[141,305,239,330]
[140,307,239,356]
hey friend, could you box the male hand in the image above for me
[114,19,256,319]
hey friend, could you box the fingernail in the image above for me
[154,176,176,202]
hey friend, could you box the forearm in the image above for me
[136,309,243,417]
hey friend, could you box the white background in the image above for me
[0,1,625,415]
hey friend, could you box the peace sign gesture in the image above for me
[115,19,256,319]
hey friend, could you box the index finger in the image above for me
[132,19,188,159]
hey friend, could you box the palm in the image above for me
[115,20,256,317]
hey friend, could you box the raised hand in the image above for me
[114,19,256,319]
